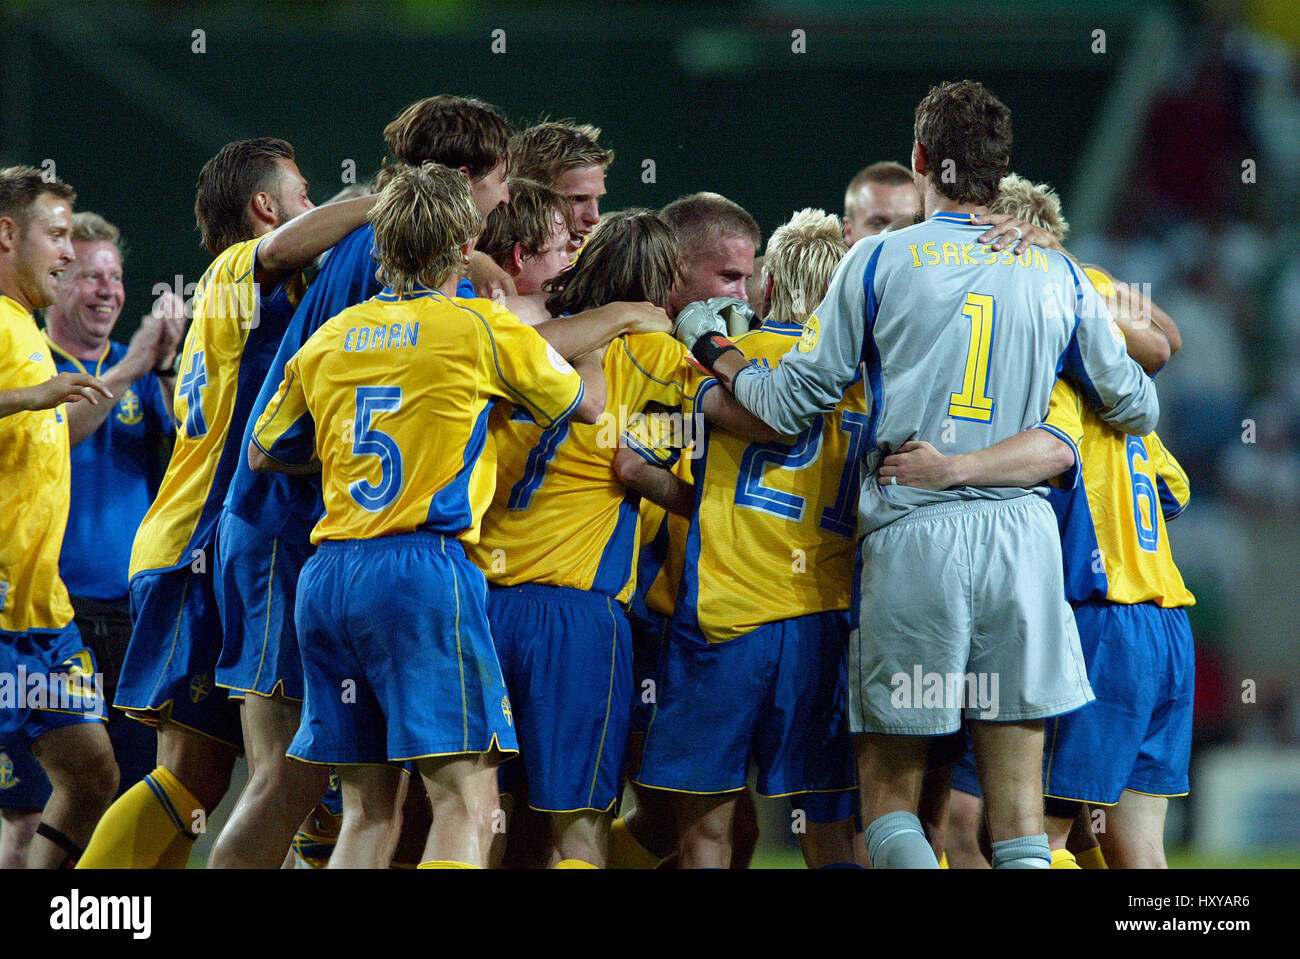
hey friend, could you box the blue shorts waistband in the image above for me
[488,582,619,609]
[316,531,465,555]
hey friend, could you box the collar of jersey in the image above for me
[0,291,36,321]
[42,329,111,376]
[760,320,802,336]
[929,211,977,224]
[377,285,440,302]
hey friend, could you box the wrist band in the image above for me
[690,332,740,370]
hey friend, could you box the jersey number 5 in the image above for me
[349,386,404,512]
[948,292,996,422]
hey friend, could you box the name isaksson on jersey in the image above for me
[890,666,999,719]
[50,890,151,939]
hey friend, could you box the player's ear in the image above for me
[511,241,525,273]
[0,215,16,251]
[912,141,927,177]
[763,271,774,317]
[249,190,277,230]
[456,165,472,180]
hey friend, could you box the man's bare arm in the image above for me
[613,448,694,518]
[255,194,378,291]
[878,431,1074,492]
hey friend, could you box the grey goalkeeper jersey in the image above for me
[734,210,1159,536]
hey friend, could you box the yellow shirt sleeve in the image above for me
[478,302,585,429]
[1040,377,1084,489]
[252,354,316,467]
[1145,431,1191,520]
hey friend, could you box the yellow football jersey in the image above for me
[254,289,585,545]
[0,294,75,632]
[469,333,713,604]
[129,237,304,576]
[1043,377,1194,607]
[676,321,868,642]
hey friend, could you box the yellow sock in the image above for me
[939,851,949,869]
[1050,848,1081,869]
[76,766,202,869]
[608,817,665,869]
[417,860,479,869]
[554,858,599,869]
[1075,845,1108,869]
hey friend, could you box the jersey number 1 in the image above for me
[948,293,996,422]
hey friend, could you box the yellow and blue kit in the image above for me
[1039,371,1195,805]
[0,295,105,744]
[470,332,714,813]
[253,287,585,764]
[635,321,861,812]
[114,237,304,748]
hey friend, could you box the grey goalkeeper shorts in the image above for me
[848,495,1093,735]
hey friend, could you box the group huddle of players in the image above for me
[0,79,1194,870]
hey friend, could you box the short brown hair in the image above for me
[510,122,613,189]
[913,80,1012,206]
[764,209,848,327]
[544,209,678,316]
[0,165,76,229]
[194,137,295,256]
[989,173,1070,243]
[383,96,511,180]
[477,178,573,266]
[369,162,481,295]
[660,192,761,261]
[844,161,915,217]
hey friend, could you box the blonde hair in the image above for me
[989,173,1070,243]
[763,208,847,327]
[369,162,481,295]
[544,209,678,316]
[511,122,614,188]
[71,211,121,246]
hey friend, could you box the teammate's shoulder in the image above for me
[614,330,686,366]
[210,236,262,281]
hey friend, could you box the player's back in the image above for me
[223,223,379,541]
[683,321,867,642]
[259,290,582,545]
[130,237,302,577]
[855,211,1149,533]
[1045,378,1194,608]
[470,331,710,604]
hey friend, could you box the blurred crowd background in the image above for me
[3,0,1296,862]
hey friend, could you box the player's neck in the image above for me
[437,274,462,298]
[923,183,987,219]
[45,312,107,361]
[0,269,38,315]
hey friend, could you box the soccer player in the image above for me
[77,138,378,870]
[476,178,574,313]
[250,162,601,869]
[889,174,1193,869]
[631,209,863,869]
[469,209,776,868]
[612,191,765,869]
[510,121,613,249]
[842,160,923,244]
[209,99,663,870]
[3,210,181,865]
[0,166,118,869]
[674,80,1160,869]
